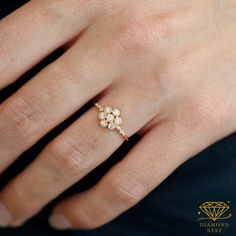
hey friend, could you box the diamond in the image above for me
[100,120,108,128]
[108,123,117,129]
[114,117,122,125]
[112,108,121,116]
[199,202,230,221]
[106,114,114,122]
[99,112,106,120]
[104,107,112,113]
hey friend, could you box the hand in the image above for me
[0,0,236,230]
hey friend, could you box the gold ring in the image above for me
[94,102,129,141]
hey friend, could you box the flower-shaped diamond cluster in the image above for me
[99,107,122,130]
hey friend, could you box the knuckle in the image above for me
[48,135,96,177]
[1,98,41,141]
[115,15,173,56]
[180,94,231,133]
[198,99,231,128]
[105,175,145,207]
[116,20,153,55]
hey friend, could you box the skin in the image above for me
[0,0,236,230]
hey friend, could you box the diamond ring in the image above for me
[94,102,129,141]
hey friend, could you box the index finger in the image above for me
[0,0,95,89]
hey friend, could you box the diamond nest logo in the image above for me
[197,201,232,234]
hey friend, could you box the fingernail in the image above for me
[49,214,71,230]
[0,203,13,227]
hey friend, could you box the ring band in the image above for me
[94,102,129,141]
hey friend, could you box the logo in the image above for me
[197,201,232,233]
[198,202,232,221]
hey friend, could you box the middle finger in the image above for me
[0,32,116,173]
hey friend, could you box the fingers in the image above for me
[0,86,158,227]
[48,118,211,230]
[0,0,96,88]
[0,31,117,173]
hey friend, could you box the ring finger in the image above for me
[0,85,160,226]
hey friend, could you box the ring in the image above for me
[94,102,129,141]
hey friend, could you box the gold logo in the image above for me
[197,201,232,233]
[198,202,232,221]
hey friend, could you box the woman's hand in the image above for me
[0,0,236,229]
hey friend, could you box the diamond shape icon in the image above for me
[199,202,230,221]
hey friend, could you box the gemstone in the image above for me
[104,107,112,113]
[106,114,114,122]
[108,123,117,129]
[95,103,126,139]
[99,112,106,120]
[100,120,108,128]
[114,117,122,125]
[112,108,121,116]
